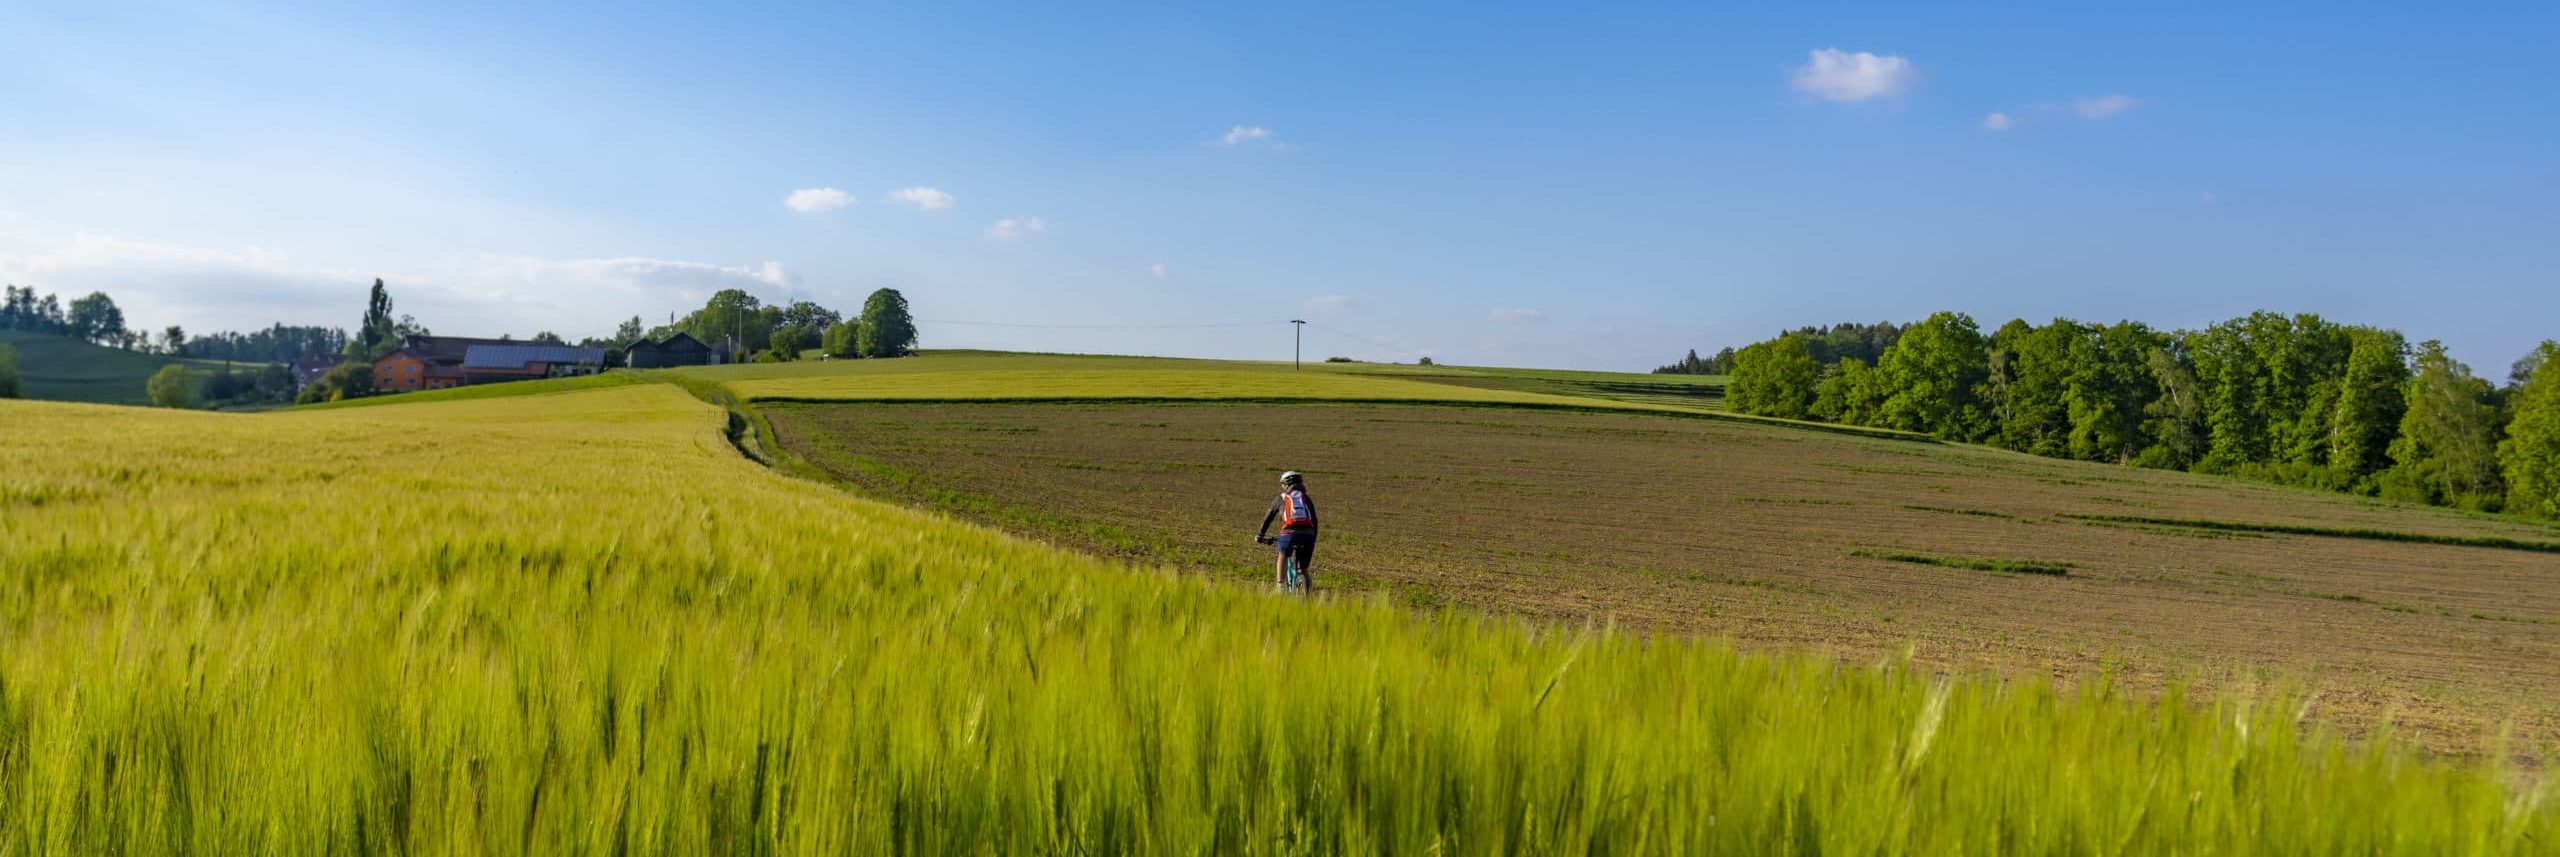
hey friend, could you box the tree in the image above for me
[776,300,842,332]
[1876,312,1991,441]
[1811,357,1887,425]
[1655,347,1735,375]
[0,343,19,399]
[148,364,197,408]
[296,362,376,404]
[2501,341,2560,518]
[822,321,859,359]
[2327,327,2411,479]
[2064,322,2166,463]
[1985,319,2080,457]
[1724,335,1822,419]
[360,278,397,355]
[769,323,814,360]
[0,286,40,331]
[682,289,772,352]
[162,325,188,357]
[2378,341,2505,509]
[856,288,918,358]
[186,324,350,363]
[253,364,295,402]
[615,316,646,345]
[529,331,566,345]
[34,294,65,334]
[67,292,126,346]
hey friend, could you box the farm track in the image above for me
[769,399,2560,755]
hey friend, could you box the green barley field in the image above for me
[2,357,2556,853]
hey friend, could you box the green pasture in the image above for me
[0,329,251,405]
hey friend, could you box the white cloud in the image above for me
[1981,112,2016,131]
[1490,307,1545,322]
[1791,49,1918,102]
[2074,94,2136,119]
[783,187,853,213]
[0,231,387,332]
[470,255,797,294]
[1303,294,1353,313]
[1150,262,1168,279]
[886,187,955,210]
[1220,125,1275,145]
[985,216,1049,240]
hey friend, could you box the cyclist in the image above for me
[1254,470,1319,591]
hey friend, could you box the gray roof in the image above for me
[461,344,607,369]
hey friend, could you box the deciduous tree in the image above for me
[1877,312,1991,441]
[2376,342,2503,509]
[1725,335,1821,419]
[67,292,126,346]
[2328,327,2412,478]
[2501,341,2560,518]
[147,364,197,409]
[856,288,918,358]
[1811,357,1887,425]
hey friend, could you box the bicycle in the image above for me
[1256,536,1309,595]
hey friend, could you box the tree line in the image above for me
[1713,311,2560,518]
[6,275,924,408]
[3,285,146,349]
[642,286,917,361]
[1657,321,1903,376]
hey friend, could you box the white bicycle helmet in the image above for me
[1280,470,1303,486]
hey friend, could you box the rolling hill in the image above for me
[0,329,248,405]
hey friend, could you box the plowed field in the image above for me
[770,401,2560,753]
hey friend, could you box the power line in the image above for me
[915,318,1284,331]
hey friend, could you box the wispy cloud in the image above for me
[783,187,853,213]
[1791,49,1917,102]
[985,216,1049,240]
[886,187,955,210]
[2074,94,2136,119]
[1150,262,1167,279]
[1981,112,2016,131]
[0,233,383,330]
[1220,125,1275,145]
[471,255,798,294]
[1490,307,1545,322]
[1303,294,1353,313]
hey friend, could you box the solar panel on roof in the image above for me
[460,345,607,369]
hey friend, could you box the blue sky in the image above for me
[2,1,2553,372]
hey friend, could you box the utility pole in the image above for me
[1290,319,1306,370]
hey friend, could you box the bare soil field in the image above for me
[768,401,2560,753]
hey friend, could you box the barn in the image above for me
[625,332,719,368]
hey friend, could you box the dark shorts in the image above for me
[1273,531,1315,570]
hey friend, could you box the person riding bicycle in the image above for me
[1254,470,1319,590]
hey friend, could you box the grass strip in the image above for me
[749,395,1944,442]
[1851,548,2072,576]
[2061,514,2560,554]
[1901,504,2017,520]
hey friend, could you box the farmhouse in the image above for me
[371,335,605,393]
[625,332,736,368]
